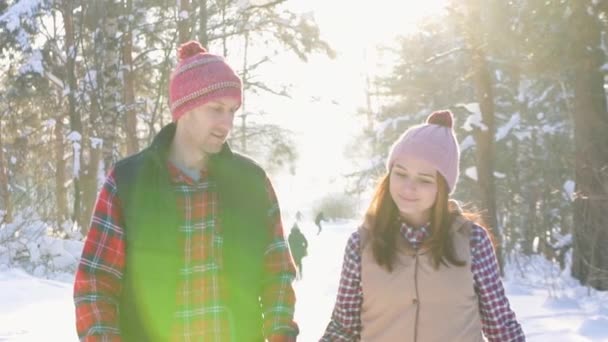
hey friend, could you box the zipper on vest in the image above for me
[413,251,421,342]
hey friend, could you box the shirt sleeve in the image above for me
[260,176,299,339]
[73,170,125,341]
[471,224,525,342]
[320,231,363,341]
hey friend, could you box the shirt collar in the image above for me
[398,218,430,249]
[167,161,208,185]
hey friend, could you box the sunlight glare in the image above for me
[250,1,449,213]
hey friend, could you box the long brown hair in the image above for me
[364,172,470,272]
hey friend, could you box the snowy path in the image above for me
[294,221,608,342]
[1,221,608,341]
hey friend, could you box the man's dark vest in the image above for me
[113,123,272,341]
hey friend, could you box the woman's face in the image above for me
[389,156,438,226]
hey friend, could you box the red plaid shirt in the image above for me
[321,222,525,341]
[74,163,298,341]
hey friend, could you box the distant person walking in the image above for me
[315,211,326,235]
[295,210,303,222]
[288,223,308,280]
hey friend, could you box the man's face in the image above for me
[178,97,240,155]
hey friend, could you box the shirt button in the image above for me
[412,298,418,305]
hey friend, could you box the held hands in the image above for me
[267,335,296,342]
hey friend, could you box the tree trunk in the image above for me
[464,0,503,273]
[123,0,138,155]
[240,31,249,152]
[80,141,102,237]
[178,0,190,43]
[570,2,608,290]
[54,115,69,224]
[220,0,228,55]
[61,0,84,227]
[0,120,12,223]
[101,0,121,172]
[198,0,208,46]
[80,73,104,236]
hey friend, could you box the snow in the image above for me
[529,85,555,108]
[514,130,532,141]
[458,103,489,132]
[89,137,103,149]
[66,131,82,142]
[551,233,573,249]
[494,171,506,179]
[0,268,76,342]
[236,0,273,10]
[18,50,44,75]
[542,123,560,134]
[496,113,521,142]
[465,166,478,181]
[84,70,97,88]
[564,180,576,201]
[375,115,411,139]
[67,132,82,178]
[459,134,475,152]
[1,221,608,341]
[43,119,56,129]
[0,0,42,31]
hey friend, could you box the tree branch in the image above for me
[425,46,467,64]
[242,0,286,12]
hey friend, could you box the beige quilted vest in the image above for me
[359,215,484,342]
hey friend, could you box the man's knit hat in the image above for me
[386,110,460,193]
[169,40,242,121]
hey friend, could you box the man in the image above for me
[314,211,326,235]
[288,223,308,280]
[73,40,298,341]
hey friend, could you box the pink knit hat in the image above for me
[169,40,242,121]
[386,110,460,193]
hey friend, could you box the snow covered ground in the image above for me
[1,220,608,341]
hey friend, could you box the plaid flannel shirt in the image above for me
[74,163,298,341]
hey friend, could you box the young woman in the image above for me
[321,110,524,342]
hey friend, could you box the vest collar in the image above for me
[148,123,234,167]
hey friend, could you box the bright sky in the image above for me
[247,0,449,214]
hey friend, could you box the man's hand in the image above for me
[268,335,296,342]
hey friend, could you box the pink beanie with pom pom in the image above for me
[386,110,461,193]
[169,40,242,122]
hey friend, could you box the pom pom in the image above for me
[426,110,453,128]
[178,41,207,61]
